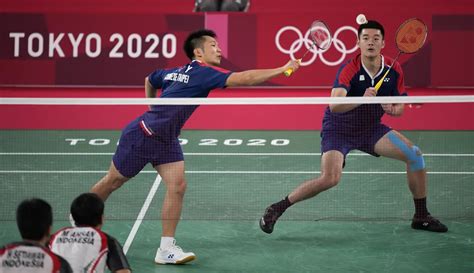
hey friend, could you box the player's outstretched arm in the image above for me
[225,60,300,87]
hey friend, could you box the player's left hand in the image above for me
[382,103,403,116]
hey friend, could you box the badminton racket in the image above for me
[284,20,332,76]
[374,18,427,92]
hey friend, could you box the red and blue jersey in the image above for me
[142,60,232,140]
[323,54,406,131]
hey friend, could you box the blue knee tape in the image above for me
[387,132,425,171]
[409,146,425,171]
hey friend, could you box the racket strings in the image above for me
[375,18,427,92]
[310,22,332,50]
[395,19,427,53]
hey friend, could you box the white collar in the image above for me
[361,55,385,80]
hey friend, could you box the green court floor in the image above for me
[1,130,473,272]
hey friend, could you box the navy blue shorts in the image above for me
[112,117,183,178]
[321,123,391,159]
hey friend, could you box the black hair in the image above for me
[70,193,104,227]
[183,29,217,60]
[358,20,385,39]
[16,198,52,240]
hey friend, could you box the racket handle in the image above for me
[283,59,301,77]
[374,78,383,92]
[374,69,391,92]
[375,51,401,92]
[284,68,294,77]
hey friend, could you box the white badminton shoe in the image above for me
[154,241,196,265]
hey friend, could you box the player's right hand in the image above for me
[284,59,301,73]
[363,87,377,97]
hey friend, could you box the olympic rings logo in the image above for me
[275,25,359,66]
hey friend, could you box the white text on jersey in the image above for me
[164,72,190,83]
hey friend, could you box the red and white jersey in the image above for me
[49,226,130,273]
[49,227,108,273]
[1,241,71,273]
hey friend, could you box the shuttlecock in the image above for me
[356,14,367,25]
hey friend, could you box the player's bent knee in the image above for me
[178,180,187,194]
[409,146,425,171]
[387,132,425,172]
[322,173,341,188]
[109,177,128,191]
[168,179,187,195]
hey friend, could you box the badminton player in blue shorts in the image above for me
[260,20,447,234]
[89,29,300,265]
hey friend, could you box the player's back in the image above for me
[49,227,108,273]
[142,60,231,139]
[153,60,230,99]
[1,241,68,273]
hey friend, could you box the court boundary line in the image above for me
[1,170,473,174]
[1,152,473,157]
[122,175,162,255]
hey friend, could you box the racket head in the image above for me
[395,18,427,54]
[308,20,332,51]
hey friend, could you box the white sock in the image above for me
[160,237,175,249]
